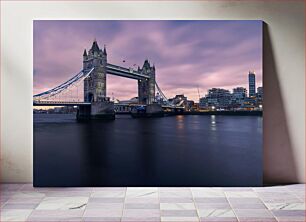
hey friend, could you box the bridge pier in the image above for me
[131,103,163,118]
[90,99,115,120]
[77,105,91,120]
[77,98,115,120]
[145,104,163,117]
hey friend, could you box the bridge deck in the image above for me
[33,101,181,109]
[106,63,150,80]
[33,101,91,106]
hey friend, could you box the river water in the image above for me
[34,114,262,186]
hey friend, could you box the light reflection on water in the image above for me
[34,114,262,187]
[210,115,217,131]
[176,115,185,129]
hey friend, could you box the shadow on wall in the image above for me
[263,22,298,185]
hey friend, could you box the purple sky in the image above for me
[33,20,262,101]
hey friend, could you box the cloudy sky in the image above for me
[33,20,262,101]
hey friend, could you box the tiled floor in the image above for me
[0,184,304,222]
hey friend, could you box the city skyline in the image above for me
[34,20,262,102]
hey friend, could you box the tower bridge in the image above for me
[82,40,156,105]
[33,40,176,119]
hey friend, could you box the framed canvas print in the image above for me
[33,20,263,187]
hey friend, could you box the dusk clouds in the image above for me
[33,20,262,101]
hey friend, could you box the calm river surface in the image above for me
[34,114,262,187]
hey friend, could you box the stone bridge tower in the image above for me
[83,40,107,102]
[138,60,156,105]
[79,40,114,120]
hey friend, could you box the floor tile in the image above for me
[83,208,123,217]
[1,184,24,191]
[234,209,274,218]
[89,197,125,203]
[36,196,88,210]
[160,203,196,210]
[196,202,231,209]
[6,197,44,204]
[27,217,83,221]
[91,190,125,198]
[22,186,92,193]
[162,216,199,221]
[10,191,45,199]
[200,217,238,222]
[198,209,235,217]
[92,187,126,191]
[20,184,45,191]
[237,218,277,222]
[159,190,192,198]
[253,186,290,193]
[272,209,305,217]
[276,218,306,222]
[86,202,123,209]
[125,203,159,209]
[265,202,305,210]
[29,209,85,219]
[2,203,39,209]
[42,187,92,191]
[122,217,161,221]
[161,210,198,217]
[44,191,92,197]
[1,191,15,198]
[222,188,253,192]
[228,198,263,204]
[291,191,305,201]
[230,202,266,209]
[122,209,160,217]
[194,197,228,203]
[160,197,194,203]
[125,197,159,203]
[126,188,158,198]
[1,196,11,205]
[225,191,258,198]
[261,198,302,204]
[191,188,225,197]
[286,184,305,190]
[257,192,300,203]
[0,209,32,221]
[159,188,191,191]
[83,217,121,222]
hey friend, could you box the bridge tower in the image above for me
[83,40,107,102]
[79,40,114,120]
[138,60,156,105]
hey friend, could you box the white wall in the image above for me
[1,1,305,184]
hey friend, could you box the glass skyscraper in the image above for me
[248,71,256,97]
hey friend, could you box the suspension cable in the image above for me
[33,68,94,101]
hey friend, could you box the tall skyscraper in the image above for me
[248,71,256,97]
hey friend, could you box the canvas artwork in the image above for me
[33,20,263,187]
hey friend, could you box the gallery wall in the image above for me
[1,0,305,184]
